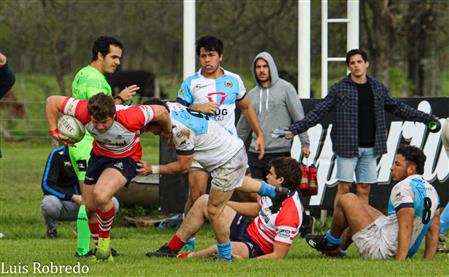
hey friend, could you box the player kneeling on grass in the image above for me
[46,93,172,261]
[306,145,440,260]
[40,145,119,241]
[146,157,303,259]
[137,99,289,261]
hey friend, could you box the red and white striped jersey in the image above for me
[62,97,155,161]
[247,191,303,254]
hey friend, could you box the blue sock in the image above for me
[325,230,341,246]
[440,204,449,235]
[217,241,232,260]
[258,181,277,198]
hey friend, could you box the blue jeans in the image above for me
[336,147,377,184]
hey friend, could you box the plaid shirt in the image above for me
[288,75,434,157]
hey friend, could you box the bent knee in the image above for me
[357,184,370,192]
[337,182,351,193]
[189,189,206,203]
[41,196,62,217]
[206,203,220,220]
[339,193,358,206]
[195,194,209,206]
[93,190,109,207]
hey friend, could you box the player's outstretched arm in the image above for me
[424,208,440,259]
[395,207,414,260]
[226,201,260,218]
[137,154,193,176]
[256,243,290,259]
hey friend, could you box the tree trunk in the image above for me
[361,0,397,87]
[404,1,440,96]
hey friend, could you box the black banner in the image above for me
[160,97,449,213]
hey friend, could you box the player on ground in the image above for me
[145,157,303,259]
[46,93,171,261]
[306,145,440,260]
[137,100,288,261]
[176,36,265,238]
[70,36,139,253]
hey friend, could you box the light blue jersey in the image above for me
[167,102,243,171]
[176,68,246,134]
[387,175,439,258]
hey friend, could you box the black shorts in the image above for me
[248,151,291,181]
[229,214,264,258]
[84,154,137,185]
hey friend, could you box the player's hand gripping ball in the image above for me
[57,115,86,144]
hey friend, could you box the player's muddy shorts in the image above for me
[210,147,247,192]
[352,215,397,259]
[230,214,264,258]
[84,154,137,185]
[190,159,208,173]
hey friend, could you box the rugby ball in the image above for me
[57,115,85,143]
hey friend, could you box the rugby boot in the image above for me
[146,244,177,258]
[111,248,124,257]
[95,237,113,261]
[75,247,123,258]
[300,214,315,238]
[305,234,341,257]
[46,228,57,240]
[270,187,289,213]
[437,234,449,253]
[75,249,94,258]
[176,253,191,258]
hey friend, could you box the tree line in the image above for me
[0,0,447,97]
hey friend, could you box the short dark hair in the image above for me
[346,49,368,65]
[88,93,116,121]
[91,36,123,61]
[397,145,427,175]
[196,36,223,56]
[143,98,170,126]
[268,157,301,191]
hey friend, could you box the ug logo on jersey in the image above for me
[206,92,227,105]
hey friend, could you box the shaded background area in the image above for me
[1,0,449,98]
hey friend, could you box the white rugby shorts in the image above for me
[210,147,247,192]
[352,215,398,259]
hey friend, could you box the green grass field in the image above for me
[1,142,449,276]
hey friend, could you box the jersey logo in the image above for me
[225,81,233,88]
[278,229,291,240]
[114,162,123,170]
[179,89,185,95]
[206,92,226,105]
[76,160,87,171]
[195,83,211,89]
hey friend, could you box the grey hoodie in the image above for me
[237,52,309,154]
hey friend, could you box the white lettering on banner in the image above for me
[291,100,449,206]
